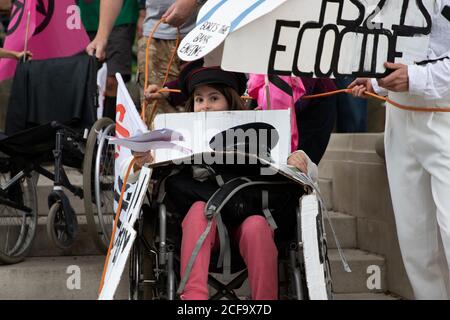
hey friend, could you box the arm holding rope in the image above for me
[144,84,170,102]
[349,55,450,101]
[119,152,154,185]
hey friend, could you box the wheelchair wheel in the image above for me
[83,117,116,253]
[0,173,38,264]
[46,201,76,250]
[129,204,159,300]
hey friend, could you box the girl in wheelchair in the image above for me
[126,60,318,300]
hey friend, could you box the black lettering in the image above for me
[292,22,321,77]
[121,229,132,254]
[193,33,212,45]
[268,20,300,75]
[199,21,219,32]
[179,43,205,57]
[364,0,387,29]
[392,0,432,36]
[442,5,450,22]
[314,24,339,77]
[268,0,431,78]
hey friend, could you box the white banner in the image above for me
[114,73,148,237]
[153,110,291,164]
[99,166,152,300]
[179,0,434,78]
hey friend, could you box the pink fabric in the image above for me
[180,201,278,300]
[0,0,90,81]
[247,74,305,152]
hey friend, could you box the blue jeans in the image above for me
[334,77,368,133]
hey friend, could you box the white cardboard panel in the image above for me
[153,110,291,164]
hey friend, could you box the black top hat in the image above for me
[178,59,247,97]
[209,122,279,161]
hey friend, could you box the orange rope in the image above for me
[302,89,351,100]
[154,84,450,113]
[143,19,181,125]
[303,88,450,112]
[159,88,182,94]
[98,157,136,295]
[156,88,253,101]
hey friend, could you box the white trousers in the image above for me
[385,104,450,299]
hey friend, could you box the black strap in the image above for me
[268,74,293,96]
[416,56,449,66]
[442,5,450,22]
[204,177,249,219]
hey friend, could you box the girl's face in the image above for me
[193,85,229,112]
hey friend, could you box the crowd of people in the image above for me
[0,0,449,300]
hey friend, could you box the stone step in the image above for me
[324,211,357,249]
[333,292,402,300]
[210,249,386,299]
[27,216,104,257]
[318,178,333,211]
[329,249,386,294]
[0,256,129,300]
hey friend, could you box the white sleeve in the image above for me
[371,78,389,97]
[119,156,140,184]
[289,150,318,183]
[408,54,450,100]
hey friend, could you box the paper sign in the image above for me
[178,0,288,61]
[99,166,152,300]
[181,0,435,78]
[114,73,148,245]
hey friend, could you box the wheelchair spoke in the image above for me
[0,173,38,263]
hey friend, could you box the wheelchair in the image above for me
[127,150,333,300]
[0,53,117,262]
[0,116,115,262]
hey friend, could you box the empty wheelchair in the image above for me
[0,52,117,257]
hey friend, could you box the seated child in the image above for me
[122,60,318,300]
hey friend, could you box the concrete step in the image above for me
[318,178,333,211]
[210,249,385,299]
[27,216,104,257]
[333,293,402,300]
[325,211,357,249]
[0,256,129,300]
[329,249,386,294]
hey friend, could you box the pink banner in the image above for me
[0,0,90,81]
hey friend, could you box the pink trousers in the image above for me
[179,201,278,300]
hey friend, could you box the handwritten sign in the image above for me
[178,20,230,61]
[180,0,435,78]
[99,166,152,300]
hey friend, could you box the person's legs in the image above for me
[235,215,278,300]
[385,106,449,299]
[334,77,368,133]
[180,201,217,300]
[296,95,336,164]
[104,24,136,120]
[137,37,181,126]
[415,111,450,298]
